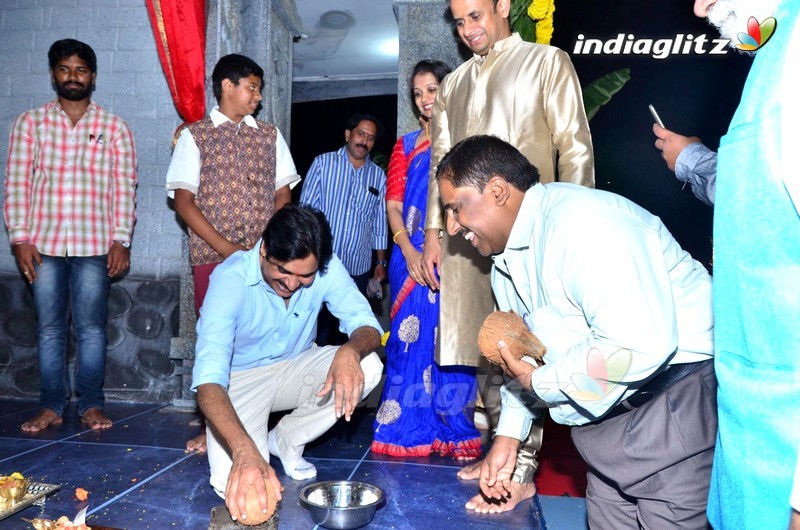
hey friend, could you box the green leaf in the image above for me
[582,68,631,121]
[510,0,532,29]
[510,0,537,42]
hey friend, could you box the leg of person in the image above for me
[187,263,220,451]
[458,360,505,479]
[269,345,383,480]
[206,363,280,498]
[431,363,482,460]
[571,361,717,528]
[24,255,69,432]
[462,359,540,513]
[192,263,219,316]
[629,362,717,529]
[70,255,112,429]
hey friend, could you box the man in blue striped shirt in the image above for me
[300,114,388,345]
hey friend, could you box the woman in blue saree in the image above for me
[371,60,481,459]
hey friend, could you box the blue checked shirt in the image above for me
[300,147,387,276]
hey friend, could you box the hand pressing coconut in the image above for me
[223,441,283,525]
[236,477,279,526]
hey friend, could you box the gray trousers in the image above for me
[571,361,717,529]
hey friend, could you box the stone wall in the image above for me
[393,0,468,136]
[0,0,300,408]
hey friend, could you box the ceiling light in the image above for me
[319,10,354,30]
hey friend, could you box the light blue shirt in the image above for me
[675,142,717,206]
[191,243,383,390]
[300,147,387,276]
[492,183,713,436]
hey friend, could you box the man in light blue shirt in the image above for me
[436,136,716,528]
[192,204,383,524]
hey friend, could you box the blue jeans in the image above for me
[31,255,110,416]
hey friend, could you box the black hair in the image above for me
[410,59,452,97]
[211,54,264,103]
[344,113,384,139]
[435,135,540,192]
[261,204,334,274]
[48,39,97,73]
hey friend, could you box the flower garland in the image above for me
[527,0,555,45]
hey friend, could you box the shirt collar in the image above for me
[494,183,545,267]
[244,242,265,286]
[210,106,258,129]
[474,32,522,62]
[51,99,97,118]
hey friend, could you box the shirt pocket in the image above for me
[352,183,382,217]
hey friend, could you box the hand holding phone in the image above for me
[649,104,665,128]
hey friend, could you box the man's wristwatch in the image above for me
[376,260,387,267]
[115,240,131,249]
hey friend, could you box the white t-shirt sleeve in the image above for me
[275,128,301,190]
[165,128,201,198]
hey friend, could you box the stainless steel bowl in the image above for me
[299,480,385,529]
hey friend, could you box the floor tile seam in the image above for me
[86,452,196,517]
[0,439,62,463]
[32,438,191,452]
[0,407,40,419]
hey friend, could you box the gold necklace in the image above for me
[424,121,431,142]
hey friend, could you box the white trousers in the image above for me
[206,345,383,494]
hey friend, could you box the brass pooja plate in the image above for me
[0,482,61,522]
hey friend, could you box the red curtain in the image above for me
[146,0,206,124]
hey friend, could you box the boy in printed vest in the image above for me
[166,53,300,452]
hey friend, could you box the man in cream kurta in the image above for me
[419,0,594,513]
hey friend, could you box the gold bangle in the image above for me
[392,229,408,244]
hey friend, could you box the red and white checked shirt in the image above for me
[4,100,137,257]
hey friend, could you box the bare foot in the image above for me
[464,481,536,514]
[80,408,113,430]
[186,433,207,453]
[457,459,483,480]
[21,409,63,432]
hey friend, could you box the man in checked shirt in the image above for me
[3,39,137,432]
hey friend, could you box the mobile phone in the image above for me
[649,104,665,128]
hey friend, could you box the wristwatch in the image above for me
[376,260,387,267]
[115,240,131,249]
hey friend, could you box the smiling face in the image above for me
[51,54,95,102]
[450,0,512,57]
[260,247,319,301]
[221,74,262,122]
[413,72,440,120]
[344,119,377,167]
[439,177,511,257]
